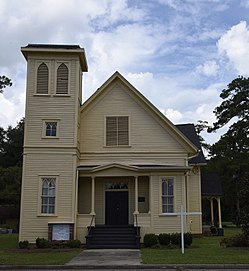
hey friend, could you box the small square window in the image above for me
[44,122,58,137]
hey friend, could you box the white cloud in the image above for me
[161,108,183,123]
[240,0,249,8]
[196,60,219,76]
[217,21,249,75]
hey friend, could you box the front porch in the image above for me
[75,172,152,243]
[74,163,194,245]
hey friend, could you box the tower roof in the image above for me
[21,44,88,71]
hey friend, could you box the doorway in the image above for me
[105,191,128,225]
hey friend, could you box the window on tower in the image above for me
[45,122,57,137]
[37,63,49,94]
[56,63,68,94]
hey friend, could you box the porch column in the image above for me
[91,176,95,215]
[217,197,222,228]
[210,197,214,226]
[134,176,139,215]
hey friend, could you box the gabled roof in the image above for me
[81,71,198,156]
[201,173,223,196]
[176,124,206,165]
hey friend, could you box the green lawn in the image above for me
[0,234,81,265]
[141,228,249,264]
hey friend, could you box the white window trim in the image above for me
[37,175,59,217]
[34,60,51,95]
[42,119,60,139]
[159,176,176,215]
[54,61,71,96]
[104,115,131,147]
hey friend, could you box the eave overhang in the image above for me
[21,44,88,71]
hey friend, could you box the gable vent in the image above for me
[37,63,48,94]
[56,63,68,94]
[106,116,129,146]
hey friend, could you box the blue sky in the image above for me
[1,0,249,145]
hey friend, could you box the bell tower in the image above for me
[19,44,87,242]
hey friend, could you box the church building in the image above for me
[19,44,205,248]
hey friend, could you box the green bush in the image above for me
[220,234,249,248]
[68,239,81,248]
[19,240,30,249]
[36,237,50,248]
[144,233,158,248]
[170,232,181,246]
[158,233,171,246]
[184,232,193,247]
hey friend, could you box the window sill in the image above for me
[42,136,59,139]
[159,213,178,217]
[37,214,57,217]
[104,145,132,148]
[34,94,51,96]
[53,94,71,97]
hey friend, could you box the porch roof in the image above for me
[77,163,191,173]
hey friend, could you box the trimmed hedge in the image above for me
[144,232,193,248]
[144,233,158,247]
[36,237,50,248]
[19,240,30,249]
[158,233,171,246]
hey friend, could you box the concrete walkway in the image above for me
[66,249,141,266]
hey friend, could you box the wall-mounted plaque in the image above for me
[52,224,70,240]
[138,197,145,202]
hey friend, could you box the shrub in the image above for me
[158,233,171,246]
[170,233,181,246]
[36,237,50,248]
[144,233,158,247]
[19,240,30,249]
[184,232,193,247]
[220,234,249,248]
[68,239,81,248]
[210,226,217,235]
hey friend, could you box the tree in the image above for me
[0,118,24,167]
[0,75,12,93]
[0,119,24,216]
[208,76,249,227]
[195,120,211,152]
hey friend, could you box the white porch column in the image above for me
[210,197,214,226]
[217,197,222,228]
[91,176,95,215]
[134,176,139,215]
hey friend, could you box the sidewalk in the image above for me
[66,249,141,266]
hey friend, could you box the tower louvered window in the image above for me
[106,116,129,146]
[37,63,49,94]
[56,63,68,94]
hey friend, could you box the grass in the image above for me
[141,228,249,264]
[0,234,82,265]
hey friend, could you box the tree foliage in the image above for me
[0,119,24,211]
[0,118,24,167]
[0,75,12,93]
[195,120,211,152]
[208,76,249,228]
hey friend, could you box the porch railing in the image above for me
[88,214,95,235]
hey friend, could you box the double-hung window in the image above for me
[41,177,56,214]
[162,178,174,213]
[106,116,129,146]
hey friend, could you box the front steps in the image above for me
[86,225,140,249]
